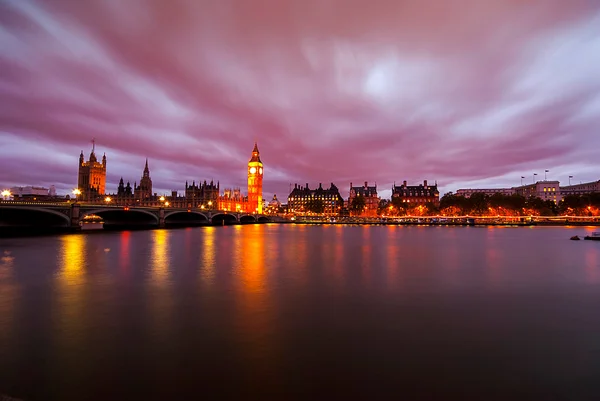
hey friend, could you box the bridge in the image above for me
[0,201,273,232]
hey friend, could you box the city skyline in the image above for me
[1,1,600,199]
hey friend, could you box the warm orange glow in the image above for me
[104,196,111,203]
[1,189,10,198]
[159,196,165,202]
[72,188,81,196]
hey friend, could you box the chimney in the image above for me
[424,180,428,187]
[350,182,353,189]
[364,181,368,188]
[306,183,309,190]
[403,180,407,187]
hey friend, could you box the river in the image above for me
[0,224,599,400]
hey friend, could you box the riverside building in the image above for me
[392,180,440,205]
[349,181,379,216]
[288,183,344,216]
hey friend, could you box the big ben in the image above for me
[247,142,263,213]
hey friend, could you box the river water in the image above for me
[0,224,599,400]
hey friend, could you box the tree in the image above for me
[350,195,366,215]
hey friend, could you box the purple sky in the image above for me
[1,0,599,200]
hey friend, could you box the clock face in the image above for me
[259,167,263,175]
[249,167,257,174]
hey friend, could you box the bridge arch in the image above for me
[211,213,238,225]
[164,210,210,225]
[239,214,257,224]
[81,208,159,225]
[257,216,271,223]
[0,206,71,227]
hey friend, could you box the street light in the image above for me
[159,196,165,202]
[105,196,112,204]
[72,188,81,202]
[164,201,170,207]
[1,189,11,200]
[208,200,213,209]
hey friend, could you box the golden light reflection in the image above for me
[146,229,174,347]
[58,235,86,286]
[150,229,170,286]
[234,225,277,372]
[200,226,217,284]
[55,234,87,349]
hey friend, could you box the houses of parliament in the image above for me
[77,142,264,214]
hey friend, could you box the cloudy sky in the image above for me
[1,0,599,200]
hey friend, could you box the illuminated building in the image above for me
[392,180,440,205]
[265,194,282,214]
[185,180,219,207]
[287,183,344,216]
[218,188,246,212]
[456,188,515,198]
[349,181,379,216]
[247,142,263,214]
[9,186,50,200]
[514,181,561,203]
[78,140,106,201]
[560,179,600,196]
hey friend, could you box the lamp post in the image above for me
[533,173,537,184]
[569,175,573,186]
[208,200,213,210]
[104,196,111,204]
[72,188,81,203]
[1,189,11,201]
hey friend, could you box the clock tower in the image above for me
[247,142,263,214]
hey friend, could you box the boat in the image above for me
[584,232,600,241]
[570,235,581,241]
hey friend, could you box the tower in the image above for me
[77,140,106,201]
[247,142,263,213]
[135,158,153,201]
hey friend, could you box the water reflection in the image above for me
[234,226,278,381]
[119,231,131,272]
[0,249,16,349]
[147,229,173,346]
[54,235,88,360]
[150,229,170,286]
[199,226,216,284]
[385,226,400,290]
[585,246,599,284]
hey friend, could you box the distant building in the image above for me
[349,181,379,216]
[78,141,106,201]
[456,188,515,198]
[185,180,219,208]
[514,181,561,203]
[9,186,50,200]
[218,187,246,212]
[265,194,282,214]
[114,178,134,203]
[134,159,153,201]
[560,180,600,196]
[288,183,344,216]
[392,180,440,205]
